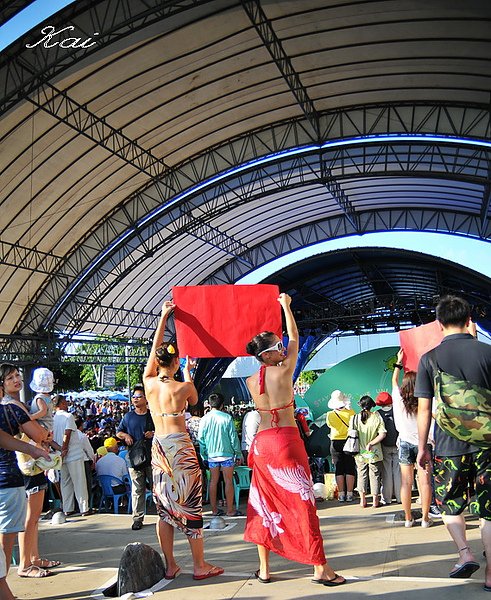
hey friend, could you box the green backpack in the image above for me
[428,353,491,448]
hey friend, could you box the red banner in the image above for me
[172,284,282,358]
[399,320,444,372]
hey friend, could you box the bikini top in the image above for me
[255,365,294,427]
[152,375,186,417]
[151,407,186,418]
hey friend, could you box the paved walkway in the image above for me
[7,500,489,600]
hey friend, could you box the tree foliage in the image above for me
[298,370,319,385]
[72,336,147,390]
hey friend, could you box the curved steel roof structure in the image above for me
[1,0,490,367]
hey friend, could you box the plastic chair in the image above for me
[119,449,128,462]
[204,469,226,504]
[123,474,153,514]
[233,466,252,509]
[97,475,132,514]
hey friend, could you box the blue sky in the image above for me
[237,231,491,283]
[0,0,75,51]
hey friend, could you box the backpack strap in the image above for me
[426,349,440,380]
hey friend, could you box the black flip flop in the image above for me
[449,561,480,579]
[254,569,271,583]
[311,573,346,586]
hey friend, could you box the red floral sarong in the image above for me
[244,427,326,565]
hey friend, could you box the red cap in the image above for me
[375,391,392,406]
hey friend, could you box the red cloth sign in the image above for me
[172,284,282,358]
[399,320,444,372]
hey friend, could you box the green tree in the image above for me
[115,364,144,388]
[56,362,84,391]
[298,370,318,385]
[72,337,148,390]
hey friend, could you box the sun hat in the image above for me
[328,390,349,410]
[375,391,393,406]
[103,437,118,449]
[29,368,54,393]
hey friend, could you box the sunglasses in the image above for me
[132,395,145,399]
[258,341,284,356]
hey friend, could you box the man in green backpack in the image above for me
[415,295,491,591]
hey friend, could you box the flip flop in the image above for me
[254,569,271,583]
[164,567,181,580]
[311,573,346,586]
[449,561,480,578]
[34,558,62,568]
[484,584,491,592]
[226,510,244,517]
[211,509,224,516]
[18,565,53,578]
[193,566,224,580]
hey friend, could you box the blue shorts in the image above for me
[208,458,235,469]
[399,440,418,465]
[0,487,27,534]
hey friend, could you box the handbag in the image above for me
[127,412,153,470]
[343,415,360,455]
[127,438,149,470]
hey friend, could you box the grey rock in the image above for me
[116,542,166,596]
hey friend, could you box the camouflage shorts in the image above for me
[433,450,491,520]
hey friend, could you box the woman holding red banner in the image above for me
[143,301,223,582]
[244,293,345,586]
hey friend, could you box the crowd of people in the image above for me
[0,294,489,597]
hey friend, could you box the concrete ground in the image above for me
[7,499,489,600]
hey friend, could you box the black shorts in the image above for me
[433,449,491,520]
[330,440,356,477]
[24,472,48,496]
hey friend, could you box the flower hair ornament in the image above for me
[167,344,176,355]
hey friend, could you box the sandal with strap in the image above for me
[34,558,62,568]
[18,565,53,578]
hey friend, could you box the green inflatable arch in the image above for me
[303,347,398,420]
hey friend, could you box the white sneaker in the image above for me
[338,493,346,502]
[405,519,415,528]
[421,518,433,528]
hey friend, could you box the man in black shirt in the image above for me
[415,296,491,589]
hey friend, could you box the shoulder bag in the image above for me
[343,414,360,455]
[127,412,153,470]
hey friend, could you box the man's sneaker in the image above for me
[404,519,415,528]
[429,505,442,518]
[421,518,433,528]
[346,492,353,502]
[338,493,346,502]
[131,521,143,531]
